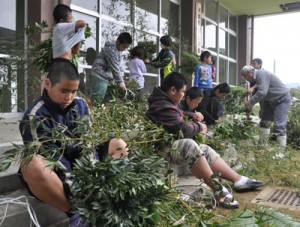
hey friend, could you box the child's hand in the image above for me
[144,59,150,64]
[193,112,204,122]
[215,118,221,124]
[119,83,127,92]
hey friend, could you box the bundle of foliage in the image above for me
[287,103,300,149]
[134,41,157,60]
[219,207,300,226]
[72,150,185,226]
[222,86,248,115]
[290,87,300,99]
[210,116,258,144]
[178,51,199,76]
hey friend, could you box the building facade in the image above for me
[0,0,254,114]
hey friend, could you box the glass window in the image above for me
[136,0,158,32]
[72,0,98,12]
[102,0,131,23]
[219,29,228,56]
[229,34,236,59]
[0,0,25,112]
[219,58,227,83]
[72,11,97,65]
[200,18,205,51]
[205,21,216,52]
[205,0,217,21]
[229,62,236,85]
[229,13,237,32]
[101,20,132,47]
[219,5,228,29]
[161,1,180,37]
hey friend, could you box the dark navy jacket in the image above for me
[19,89,91,168]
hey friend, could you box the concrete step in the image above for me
[0,189,67,227]
[0,163,24,194]
[0,140,23,192]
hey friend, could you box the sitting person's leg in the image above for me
[20,155,72,212]
[170,139,238,208]
[199,144,263,192]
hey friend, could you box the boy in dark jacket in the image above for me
[146,72,263,209]
[180,86,204,123]
[19,59,128,226]
[197,83,230,126]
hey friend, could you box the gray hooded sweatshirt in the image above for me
[91,42,124,85]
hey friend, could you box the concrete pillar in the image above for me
[237,15,254,85]
[26,0,59,106]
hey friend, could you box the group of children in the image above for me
[17,3,264,227]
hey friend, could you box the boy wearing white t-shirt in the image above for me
[52,4,86,60]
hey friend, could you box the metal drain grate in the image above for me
[252,186,300,210]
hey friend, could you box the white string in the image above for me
[0,195,41,227]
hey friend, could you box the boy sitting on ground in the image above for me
[180,86,204,123]
[146,72,263,209]
[196,82,230,126]
[18,59,128,226]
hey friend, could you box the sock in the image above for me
[215,186,229,196]
[234,176,249,187]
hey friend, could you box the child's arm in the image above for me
[152,51,172,68]
[104,49,126,91]
[75,20,86,29]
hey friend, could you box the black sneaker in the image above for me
[233,178,263,192]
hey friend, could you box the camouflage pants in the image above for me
[163,139,220,169]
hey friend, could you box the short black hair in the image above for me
[53,4,72,24]
[185,87,203,100]
[160,35,172,47]
[200,50,211,62]
[214,82,230,94]
[252,58,263,65]
[161,72,187,92]
[117,32,133,44]
[130,46,144,59]
[47,59,79,86]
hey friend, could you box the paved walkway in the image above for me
[0,114,22,144]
